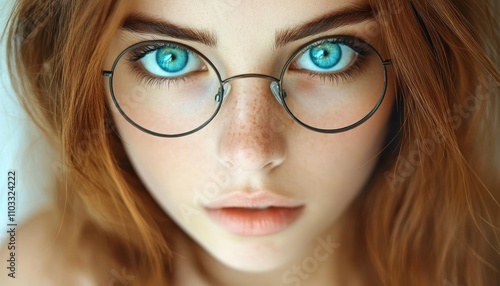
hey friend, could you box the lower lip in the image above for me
[205,206,304,236]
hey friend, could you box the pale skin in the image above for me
[1,0,395,285]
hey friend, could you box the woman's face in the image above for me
[104,0,394,272]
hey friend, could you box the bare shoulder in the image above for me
[0,209,96,286]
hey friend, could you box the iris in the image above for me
[309,43,341,69]
[156,46,189,73]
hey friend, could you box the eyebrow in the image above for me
[275,4,375,48]
[121,13,218,47]
[121,4,374,49]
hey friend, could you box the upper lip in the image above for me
[204,191,304,209]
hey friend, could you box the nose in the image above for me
[216,77,289,173]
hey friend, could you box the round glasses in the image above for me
[103,36,392,137]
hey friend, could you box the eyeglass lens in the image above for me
[109,36,387,136]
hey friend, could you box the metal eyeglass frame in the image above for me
[103,35,393,138]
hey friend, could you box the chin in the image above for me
[212,250,291,273]
[201,233,300,273]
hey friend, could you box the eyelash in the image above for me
[125,36,374,88]
[126,44,199,88]
[291,37,373,85]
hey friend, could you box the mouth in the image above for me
[205,206,304,236]
[204,191,304,236]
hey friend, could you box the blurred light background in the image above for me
[0,0,56,244]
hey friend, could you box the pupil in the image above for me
[309,43,341,69]
[156,46,188,73]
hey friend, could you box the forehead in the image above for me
[123,0,372,40]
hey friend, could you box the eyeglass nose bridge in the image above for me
[217,73,285,105]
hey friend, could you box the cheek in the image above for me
[114,122,216,226]
[103,69,208,173]
[291,84,395,195]
[117,121,208,182]
[283,91,395,238]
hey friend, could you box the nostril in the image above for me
[217,126,288,173]
[218,149,286,173]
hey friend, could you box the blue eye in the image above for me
[309,43,341,68]
[156,46,188,72]
[295,40,357,73]
[138,44,204,77]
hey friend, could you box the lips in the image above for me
[204,191,304,236]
